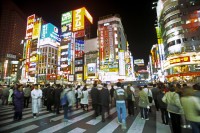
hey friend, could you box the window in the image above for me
[176,39,181,44]
[183,38,187,42]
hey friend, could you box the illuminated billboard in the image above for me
[72,7,93,32]
[134,59,145,66]
[87,63,96,77]
[73,8,85,31]
[32,18,42,40]
[61,11,72,25]
[119,50,125,75]
[75,39,84,58]
[26,14,35,39]
[40,23,60,43]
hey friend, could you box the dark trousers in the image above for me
[14,111,22,120]
[76,98,80,108]
[24,96,30,108]
[160,108,169,124]
[92,104,100,117]
[127,100,134,115]
[101,105,110,121]
[154,99,159,111]
[2,96,8,105]
[170,112,181,133]
[54,103,60,114]
[140,107,148,119]
[47,101,52,111]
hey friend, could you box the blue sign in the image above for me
[40,23,61,42]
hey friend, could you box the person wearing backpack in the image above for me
[23,85,31,108]
[114,82,127,130]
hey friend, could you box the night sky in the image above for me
[12,0,157,65]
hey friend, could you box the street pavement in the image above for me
[0,104,192,133]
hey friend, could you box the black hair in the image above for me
[116,82,121,87]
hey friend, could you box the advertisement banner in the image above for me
[134,59,145,66]
[73,8,85,31]
[119,50,125,76]
[61,11,72,25]
[25,40,31,72]
[40,23,60,43]
[87,63,96,77]
[32,18,42,40]
[26,14,35,39]
[169,56,190,64]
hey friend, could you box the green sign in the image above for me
[61,11,72,25]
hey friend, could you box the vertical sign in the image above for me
[26,14,35,39]
[32,18,42,40]
[26,40,31,72]
[119,50,125,75]
[73,8,84,31]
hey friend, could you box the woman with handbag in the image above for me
[162,84,184,133]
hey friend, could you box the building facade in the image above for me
[0,0,26,84]
[97,14,134,82]
[157,0,200,82]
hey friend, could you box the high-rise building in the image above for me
[156,0,200,82]
[60,7,93,82]
[97,14,134,82]
[0,0,26,83]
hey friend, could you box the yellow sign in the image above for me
[32,18,42,39]
[72,7,93,32]
[84,8,93,24]
[73,8,85,31]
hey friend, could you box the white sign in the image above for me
[119,51,125,75]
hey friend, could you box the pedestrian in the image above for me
[109,85,115,107]
[90,82,101,118]
[13,84,24,121]
[138,86,150,120]
[162,84,184,133]
[75,85,81,109]
[114,82,127,130]
[46,84,54,112]
[181,87,200,133]
[143,85,153,112]
[157,84,169,125]
[80,85,89,111]
[54,84,63,114]
[8,86,14,105]
[151,84,160,111]
[23,84,31,108]
[126,85,135,116]
[2,85,10,105]
[100,83,110,122]
[60,85,75,122]
[31,84,43,118]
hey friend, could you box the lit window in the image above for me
[186,20,191,24]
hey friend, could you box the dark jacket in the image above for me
[157,91,167,108]
[13,90,24,112]
[100,88,110,106]
[90,87,100,105]
[151,87,159,100]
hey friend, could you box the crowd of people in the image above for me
[0,81,200,132]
